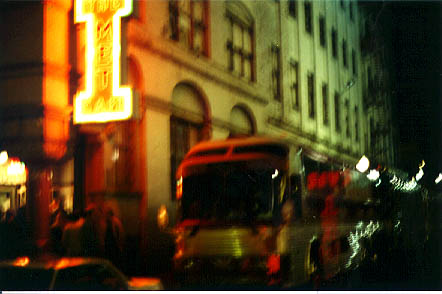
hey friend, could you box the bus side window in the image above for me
[290,174,302,219]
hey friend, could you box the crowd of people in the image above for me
[50,199,125,268]
[0,198,125,269]
[0,206,32,259]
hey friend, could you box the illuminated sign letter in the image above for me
[74,0,133,124]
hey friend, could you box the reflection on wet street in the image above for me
[163,192,441,291]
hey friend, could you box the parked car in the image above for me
[0,256,163,290]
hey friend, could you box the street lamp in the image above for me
[356,155,370,173]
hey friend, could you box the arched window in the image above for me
[170,83,211,199]
[229,104,255,136]
[225,1,255,81]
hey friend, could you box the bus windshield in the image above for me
[179,161,286,225]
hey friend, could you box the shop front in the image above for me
[0,151,27,220]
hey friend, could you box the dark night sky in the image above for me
[387,1,441,186]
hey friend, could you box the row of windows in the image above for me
[293,1,358,75]
[290,0,354,23]
[168,0,359,83]
[169,0,255,81]
[318,17,357,75]
[291,63,359,140]
[167,1,360,141]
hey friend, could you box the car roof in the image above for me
[185,136,288,158]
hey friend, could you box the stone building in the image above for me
[0,0,395,272]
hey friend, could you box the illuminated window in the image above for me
[319,16,326,48]
[334,93,341,132]
[342,39,348,68]
[322,84,329,125]
[169,0,209,56]
[290,60,299,110]
[331,28,337,58]
[226,2,255,82]
[272,44,281,101]
[304,1,312,35]
[288,0,297,18]
[307,73,315,119]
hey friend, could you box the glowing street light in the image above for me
[356,155,370,173]
[367,169,380,181]
[415,168,424,182]
[435,173,442,184]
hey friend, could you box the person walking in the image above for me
[104,208,125,267]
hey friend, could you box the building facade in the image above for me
[0,0,395,272]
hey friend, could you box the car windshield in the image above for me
[180,161,286,225]
[0,267,54,290]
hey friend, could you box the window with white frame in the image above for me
[169,0,209,56]
[226,2,255,81]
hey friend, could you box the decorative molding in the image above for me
[127,22,268,106]
[144,94,231,131]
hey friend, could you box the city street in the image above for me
[0,0,440,291]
